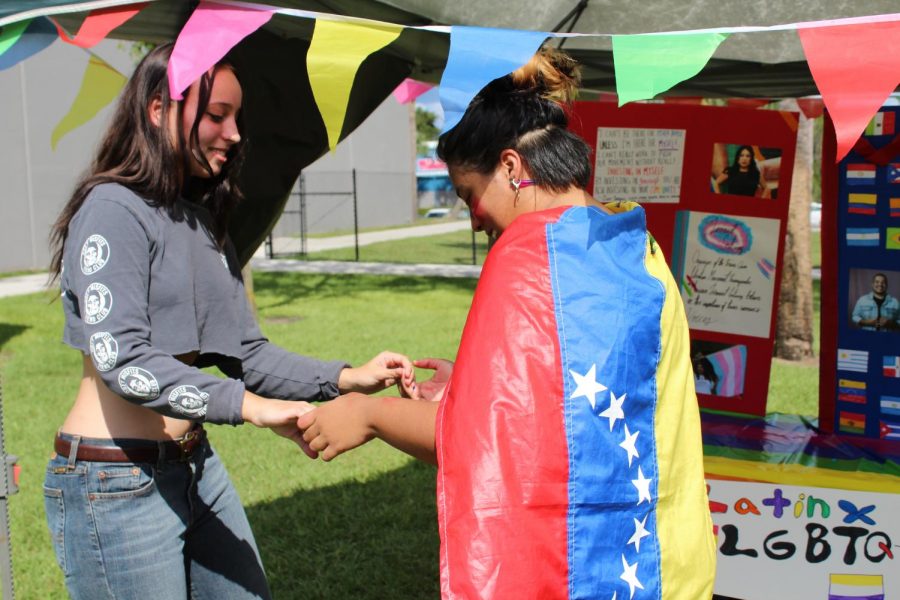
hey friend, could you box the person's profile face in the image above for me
[449,164,514,243]
[873,275,888,296]
[179,67,243,179]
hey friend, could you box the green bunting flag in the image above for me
[0,19,30,57]
[613,32,728,106]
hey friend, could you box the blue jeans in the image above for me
[43,433,271,599]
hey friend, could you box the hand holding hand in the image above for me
[339,350,414,394]
[241,394,318,458]
[298,393,375,461]
[409,358,453,401]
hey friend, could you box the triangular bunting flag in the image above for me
[308,19,403,151]
[798,19,900,161]
[0,17,56,71]
[0,19,30,57]
[168,1,274,100]
[52,54,126,150]
[439,26,547,133]
[393,78,433,104]
[54,3,146,49]
[612,32,727,106]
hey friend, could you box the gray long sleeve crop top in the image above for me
[60,183,348,425]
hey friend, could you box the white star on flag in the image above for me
[628,514,651,552]
[600,390,626,431]
[631,466,652,505]
[569,365,607,410]
[620,554,644,599]
[619,423,640,466]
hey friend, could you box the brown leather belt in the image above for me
[54,426,206,463]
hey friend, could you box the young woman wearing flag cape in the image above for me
[300,48,716,600]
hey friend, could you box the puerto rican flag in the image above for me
[436,203,716,599]
[846,163,876,185]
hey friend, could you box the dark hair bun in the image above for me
[509,47,581,104]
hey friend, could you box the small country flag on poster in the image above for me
[846,163,876,185]
[845,228,880,246]
[839,410,866,434]
[848,193,877,215]
[838,348,868,373]
[885,355,900,377]
[889,163,900,183]
[829,573,885,599]
[838,379,866,403]
[891,198,900,217]
[756,258,774,279]
[881,395,900,417]
[865,110,896,136]
[887,228,900,250]
[884,421,900,440]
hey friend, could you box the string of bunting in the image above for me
[2,0,900,159]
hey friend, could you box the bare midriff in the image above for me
[59,352,201,441]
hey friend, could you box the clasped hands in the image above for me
[250,351,452,460]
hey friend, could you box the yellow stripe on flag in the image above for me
[890,197,900,208]
[830,574,884,587]
[838,379,866,389]
[642,229,716,599]
[51,54,126,150]
[307,19,402,151]
[848,193,877,205]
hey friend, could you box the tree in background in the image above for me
[416,107,439,156]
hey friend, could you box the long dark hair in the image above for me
[728,145,760,180]
[49,43,245,280]
[437,47,591,191]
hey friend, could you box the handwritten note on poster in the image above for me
[672,211,780,338]
[594,127,686,203]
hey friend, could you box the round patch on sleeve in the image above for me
[168,385,209,418]
[117,367,160,400]
[80,234,110,274]
[83,282,112,324]
[88,332,119,372]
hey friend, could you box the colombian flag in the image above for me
[436,203,716,599]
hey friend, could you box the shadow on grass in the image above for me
[248,461,440,600]
[254,272,477,310]
[0,323,28,350]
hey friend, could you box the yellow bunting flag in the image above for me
[51,54,126,150]
[307,19,402,150]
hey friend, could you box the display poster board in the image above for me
[707,477,899,600]
[820,107,900,442]
[571,103,797,415]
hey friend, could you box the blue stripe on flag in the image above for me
[548,205,663,599]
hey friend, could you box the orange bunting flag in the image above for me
[798,19,900,162]
[54,3,147,49]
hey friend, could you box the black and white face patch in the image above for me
[80,234,109,275]
[168,385,209,418]
[117,367,160,400]
[83,283,112,324]
[89,331,118,372]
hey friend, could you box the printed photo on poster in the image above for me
[710,144,782,199]
[690,340,747,397]
[848,268,900,333]
[594,127,686,203]
[672,212,781,338]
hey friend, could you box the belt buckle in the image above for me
[177,430,198,462]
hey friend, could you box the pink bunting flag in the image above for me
[392,78,433,104]
[168,1,274,100]
[54,3,147,49]
[798,18,900,162]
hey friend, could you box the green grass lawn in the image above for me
[0,270,820,598]
[304,229,488,265]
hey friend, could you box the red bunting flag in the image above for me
[54,3,147,49]
[798,19,900,162]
